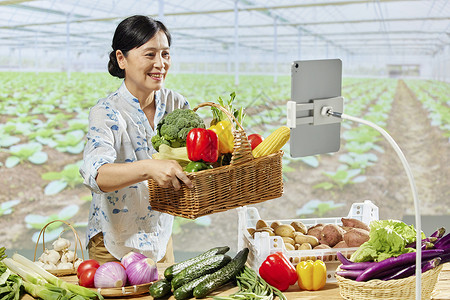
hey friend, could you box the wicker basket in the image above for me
[34,219,84,276]
[148,102,284,219]
[335,264,443,300]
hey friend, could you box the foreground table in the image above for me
[21,263,450,299]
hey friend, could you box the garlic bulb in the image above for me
[61,250,76,263]
[73,258,83,270]
[43,263,57,270]
[52,237,71,251]
[57,262,74,270]
[39,248,60,265]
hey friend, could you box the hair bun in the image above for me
[108,51,125,78]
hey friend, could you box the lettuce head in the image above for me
[350,219,425,262]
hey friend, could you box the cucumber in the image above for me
[173,274,211,300]
[149,278,171,299]
[171,254,232,290]
[164,246,230,280]
[193,248,249,299]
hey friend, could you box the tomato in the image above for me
[248,134,264,150]
[78,268,97,288]
[77,259,100,278]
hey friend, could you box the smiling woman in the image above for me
[78,15,193,266]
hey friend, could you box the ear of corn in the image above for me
[252,126,290,158]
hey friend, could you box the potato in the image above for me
[333,240,349,248]
[274,224,295,238]
[344,228,370,247]
[294,234,319,247]
[341,218,370,232]
[321,224,345,247]
[270,221,282,230]
[255,227,275,236]
[282,236,295,246]
[284,242,295,251]
[256,219,269,230]
[247,228,256,237]
[298,243,312,250]
[307,224,324,240]
[290,221,307,234]
[313,244,331,249]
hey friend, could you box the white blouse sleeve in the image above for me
[79,103,120,194]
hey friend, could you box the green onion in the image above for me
[22,281,64,300]
[11,253,103,300]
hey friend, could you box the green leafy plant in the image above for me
[296,199,345,218]
[0,199,21,216]
[314,165,365,190]
[5,142,48,168]
[41,161,84,195]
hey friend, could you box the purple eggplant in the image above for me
[336,269,364,280]
[340,262,377,270]
[406,238,437,249]
[430,227,446,238]
[434,232,450,249]
[355,249,444,282]
[382,258,441,281]
[336,252,353,265]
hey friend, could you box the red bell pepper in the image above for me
[186,128,219,163]
[258,252,298,291]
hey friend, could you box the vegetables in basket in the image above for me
[209,120,234,154]
[151,108,206,151]
[296,260,327,291]
[152,145,190,168]
[186,128,219,163]
[184,161,213,172]
[252,126,290,158]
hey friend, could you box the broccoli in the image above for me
[151,108,205,151]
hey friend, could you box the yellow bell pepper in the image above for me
[296,260,327,291]
[209,120,234,154]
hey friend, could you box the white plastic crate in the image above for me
[237,200,379,282]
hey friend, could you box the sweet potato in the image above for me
[320,224,345,247]
[341,218,370,232]
[307,223,324,240]
[333,240,349,248]
[343,228,370,247]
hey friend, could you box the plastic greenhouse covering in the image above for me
[0,0,449,265]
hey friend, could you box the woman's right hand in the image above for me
[148,159,193,190]
[96,159,193,193]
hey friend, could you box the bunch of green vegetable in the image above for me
[149,246,249,299]
[2,252,103,300]
[213,266,287,300]
[0,247,23,300]
[210,92,245,128]
[151,109,206,151]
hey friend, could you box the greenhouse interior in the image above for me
[0,0,449,299]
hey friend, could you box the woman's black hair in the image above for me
[108,15,172,78]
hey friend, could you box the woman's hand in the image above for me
[149,159,193,190]
[96,159,193,192]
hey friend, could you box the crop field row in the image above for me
[0,72,449,254]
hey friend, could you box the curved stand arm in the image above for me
[328,111,422,300]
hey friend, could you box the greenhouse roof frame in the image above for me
[0,0,449,64]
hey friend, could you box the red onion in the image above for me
[126,258,158,285]
[121,251,147,269]
[94,262,127,288]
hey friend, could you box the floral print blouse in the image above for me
[79,81,189,261]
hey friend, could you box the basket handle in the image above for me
[33,219,85,266]
[193,102,253,165]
